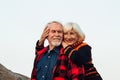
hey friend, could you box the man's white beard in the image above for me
[51,41,61,47]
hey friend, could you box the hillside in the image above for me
[0,64,30,80]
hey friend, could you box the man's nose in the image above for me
[55,31,59,35]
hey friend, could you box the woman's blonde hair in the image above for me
[64,22,85,41]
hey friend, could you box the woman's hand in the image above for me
[62,41,68,48]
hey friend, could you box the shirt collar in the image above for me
[46,45,61,54]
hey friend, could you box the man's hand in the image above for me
[38,27,50,46]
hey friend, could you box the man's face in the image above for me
[47,23,63,47]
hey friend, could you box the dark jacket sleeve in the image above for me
[36,40,44,51]
[64,45,92,66]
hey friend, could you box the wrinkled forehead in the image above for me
[47,22,63,31]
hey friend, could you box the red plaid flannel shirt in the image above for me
[31,41,84,80]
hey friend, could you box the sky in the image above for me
[0,0,120,79]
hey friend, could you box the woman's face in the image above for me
[64,29,79,45]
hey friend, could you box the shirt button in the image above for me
[48,56,50,58]
[45,65,48,68]
[42,75,45,78]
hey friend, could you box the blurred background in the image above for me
[0,0,120,80]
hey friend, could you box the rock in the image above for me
[0,63,30,80]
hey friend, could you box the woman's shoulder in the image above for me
[75,42,91,50]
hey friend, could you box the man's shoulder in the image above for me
[36,47,47,55]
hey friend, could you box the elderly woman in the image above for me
[62,22,103,80]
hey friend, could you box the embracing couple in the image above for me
[31,21,103,80]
